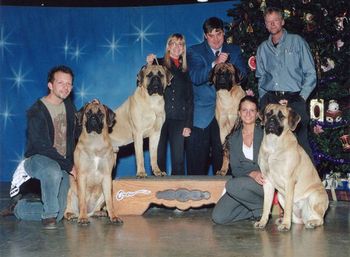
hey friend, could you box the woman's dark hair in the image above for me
[232,95,259,131]
[238,95,259,111]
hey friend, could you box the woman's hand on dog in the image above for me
[249,171,265,185]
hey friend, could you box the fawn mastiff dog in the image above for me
[209,63,245,176]
[64,101,123,225]
[255,104,328,231]
[109,64,173,178]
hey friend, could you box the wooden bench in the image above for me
[112,176,282,216]
[112,176,229,215]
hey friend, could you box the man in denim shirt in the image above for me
[256,7,316,161]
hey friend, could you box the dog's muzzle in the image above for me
[147,75,164,96]
[215,71,233,91]
[85,110,104,134]
[265,115,283,136]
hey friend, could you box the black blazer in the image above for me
[155,58,193,128]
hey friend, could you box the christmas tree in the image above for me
[225,0,350,178]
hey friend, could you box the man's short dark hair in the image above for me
[203,17,224,34]
[47,65,74,84]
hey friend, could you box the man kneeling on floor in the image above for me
[13,65,78,229]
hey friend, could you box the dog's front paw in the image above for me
[305,219,323,229]
[136,171,147,178]
[64,212,77,221]
[215,170,228,176]
[277,223,291,231]
[78,217,90,225]
[254,220,267,229]
[110,216,124,225]
[153,169,166,177]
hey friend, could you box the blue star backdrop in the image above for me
[0,1,238,181]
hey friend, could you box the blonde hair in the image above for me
[164,33,187,72]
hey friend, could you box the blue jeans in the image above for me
[14,154,69,221]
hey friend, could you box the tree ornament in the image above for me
[339,134,350,152]
[284,9,291,19]
[335,14,348,31]
[336,39,344,51]
[313,124,324,135]
[325,100,342,123]
[310,99,324,122]
[260,0,266,12]
[246,24,254,33]
[321,8,328,17]
[248,56,256,70]
[321,58,335,72]
[304,12,316,32]
[249,2,254,8]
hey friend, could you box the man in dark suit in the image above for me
[186,17,247,175]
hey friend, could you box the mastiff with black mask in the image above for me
[109,64,173,178]
[255,104,328,231]
[209,62,246,176]
[64,100,123,225]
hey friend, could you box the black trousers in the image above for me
[157,119,186,175]
[186,118,223,175]
[260,93,314,162]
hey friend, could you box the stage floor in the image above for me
[1,182,349,257]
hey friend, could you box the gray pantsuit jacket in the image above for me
[212,125,264,225]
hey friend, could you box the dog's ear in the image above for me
[258,109,265,125]
[208,66,216,85]
[164,66,173,86]
[233,65,243,84]
[288,107,301,131]
[103,105,116,129]
[259,104,272,126]
[137,65,147,87]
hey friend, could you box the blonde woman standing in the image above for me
[146,33,193,175]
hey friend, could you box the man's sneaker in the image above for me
[42,218,57,230]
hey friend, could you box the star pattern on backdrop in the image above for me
[0,26,16,58]
[126,16,160,55]
[0,102,15,130]
[101,33,124,62]
[70,43,86,62]
[75,81,94,107]
[6,65,34,93]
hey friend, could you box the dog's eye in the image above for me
[278,111,285,120]
[146,72,153,78]
[157,71,164,78]
[266,110,273,118]
[86,110,93,116]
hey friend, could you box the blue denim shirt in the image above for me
[256,29,316,100]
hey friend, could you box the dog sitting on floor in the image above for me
[255,104,328,231]
[64,100,123,225]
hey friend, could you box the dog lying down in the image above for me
[255,104,328,231]
[64,100,123,225]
